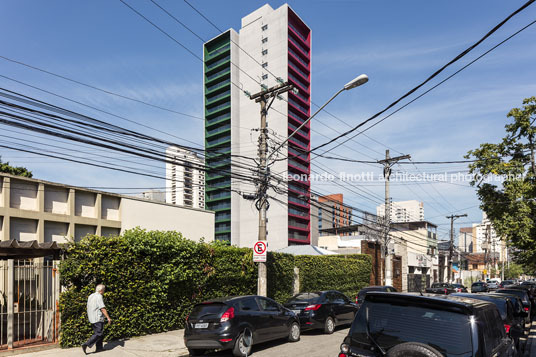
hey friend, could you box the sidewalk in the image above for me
[2,330,189,357]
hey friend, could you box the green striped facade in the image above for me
[204,31,232,242]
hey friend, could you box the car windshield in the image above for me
[350,301,472,356]
[287,292,321,303]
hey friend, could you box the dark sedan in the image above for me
[471,282,489,293]
[284,290,357,334]
[495,289,532,324]
[184,295,300,356]
[355,286,397,308]
[452,283,468,292]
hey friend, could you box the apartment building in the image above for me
[203,4,311,249]
[166,146,205,209]
[377,200,424,223]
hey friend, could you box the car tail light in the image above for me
[504,324,511,334]
[444,288,448,294]
[220,307,235,322]
[219,338,233,342]
[305,304,322,311]
[338,354,347,357]
[524,307,529,312]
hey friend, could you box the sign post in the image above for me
[253,241,267,263]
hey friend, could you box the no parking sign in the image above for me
[253,241,267,262]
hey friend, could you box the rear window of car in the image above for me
[287,292,321,303]
[190,303,227,319]
[452,284,463,288]
[350,301,472,356]
[358,288,379,298]
[472,282,485,286]
[497,290,529,303]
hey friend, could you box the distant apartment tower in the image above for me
[166,146,205,209]
[203,4,311,249]
[317,194,352,232]
[377,200,424,223]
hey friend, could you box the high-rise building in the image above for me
[166,146,205,209]
[203,4,311,249]
[377,200,424,223]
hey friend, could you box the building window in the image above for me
[261,24,268,31]
[262,74,268,80]
[262,62,268,68]
[262,37,268,43]
[262,49,268,56]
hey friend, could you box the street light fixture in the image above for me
[268,74,369,161]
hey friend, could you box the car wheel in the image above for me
[288,322,300,342]
[387,342,443,357]
[324,316,335,334]
[232,332,252,357]
[188,348,205,356]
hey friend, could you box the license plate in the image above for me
[292,310,301,315]
[194,323,208,329]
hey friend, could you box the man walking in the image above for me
[82,284,111,354]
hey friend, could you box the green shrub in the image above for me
[59,230,371,347]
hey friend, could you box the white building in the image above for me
[0,173,214,243]
[203,4,311,250]
[377,200,424,223]
[166,146,205,209]
[472,212,505,261]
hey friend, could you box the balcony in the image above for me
[215,211,231,222]
[215,222,231,232]
[288,73,309,92]
[206,55,230,71]
[206,90,231,106]
[206,111,231,126]
[205,44,230,61]
[290,88,309,104]
[206,101,231,115]
[207,191,231,201]
[289,158,309,173]
[288,195,309,207]
[288,62,309,82]
[288,231,309,241]
[206,123,231,137]
[207,156,231,168]
[288,23,309,43]
[288,121,309,138]
[289,219,309,230]
[288,36,309,58]
[206,178,231,188]
[288,47,309,69]
[289,207,309,218]
[288,97,309,116]
[206,78,231,94]
[206,67,230,82]
[207,200,231,211]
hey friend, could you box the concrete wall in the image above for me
[44,221,69,243]
[120,197,214,242]
[10,217,38,241]
[44,185,69,215]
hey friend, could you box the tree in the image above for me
[0,157,33,177]
[502,263,525,280]
[466,97,536,270]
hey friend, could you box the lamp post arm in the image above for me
[267,87,345,162]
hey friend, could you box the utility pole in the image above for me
[249,81,293,296]
[446,214,467,283]
[378,150,410,286]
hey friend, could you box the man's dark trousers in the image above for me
[84,321,104,351]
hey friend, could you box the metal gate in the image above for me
[0,259,59,350]
[407,274,431,293]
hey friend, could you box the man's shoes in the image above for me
[82,344,87,355]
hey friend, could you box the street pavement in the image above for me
[13,326,349,357]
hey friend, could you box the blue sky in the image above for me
[1,0,535,241]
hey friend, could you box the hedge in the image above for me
[59,229,371,347]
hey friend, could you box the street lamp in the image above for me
[268,74,369,161]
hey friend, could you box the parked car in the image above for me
[471,281,490,293]
[284,290,357,334]
[488,282,500,290]
[488,292,530,330]
[495,289,532,324]
[338,292,520,356]
[503,284,536,317]
[501,280,516,288]
[452,283,468,292]
[355,286,397,307]
[450,293,524,350]
[184,295,300,356]
[425,282,456,294]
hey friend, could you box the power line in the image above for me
[310,0,536,154]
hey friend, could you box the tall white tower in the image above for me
[166,146,205,209]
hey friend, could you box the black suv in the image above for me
[184,295,300,356]
[339,292,518,356]
[283,290,357,334]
